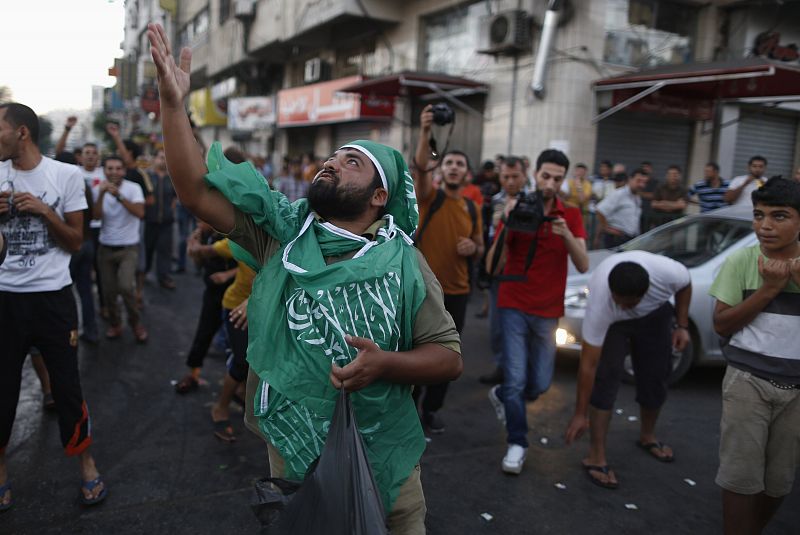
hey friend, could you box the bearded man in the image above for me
[148,24,462,534]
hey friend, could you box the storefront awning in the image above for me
[340,71,488,98]
[592,58,800,123]
[340,71,488,118]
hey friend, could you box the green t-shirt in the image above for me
[709,244,800,382]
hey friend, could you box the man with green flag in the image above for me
[148,24,462,533]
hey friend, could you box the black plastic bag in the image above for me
[251,388,389,534]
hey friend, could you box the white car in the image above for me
[556,206,757,385]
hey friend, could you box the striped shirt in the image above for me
[689,179,729,212]
[710,245,800,382]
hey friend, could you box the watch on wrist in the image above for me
[673,323,689,330]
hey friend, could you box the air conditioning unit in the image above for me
[234,0,256,20]
[477,10,532,55]
[304,58,331,84]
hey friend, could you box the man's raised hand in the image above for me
[147,23,191,109]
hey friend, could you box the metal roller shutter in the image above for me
[595,111,693,179]
[733,110,798,179]
[333,122,380,150]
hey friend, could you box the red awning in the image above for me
[592,58,800,122]
[339,71,488,98]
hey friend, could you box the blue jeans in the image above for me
[498,308,558,448]
[489,281,503,365]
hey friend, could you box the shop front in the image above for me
[276,75,395,160]
[592,58,800,182]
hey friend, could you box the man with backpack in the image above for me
[412,105,484,434]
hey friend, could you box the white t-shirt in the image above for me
[728,174,767,207]
[596,185,641,237]
[93,180,145,246]
[581,250,691,347]
[80,166,106,229]
[0,157,88,292]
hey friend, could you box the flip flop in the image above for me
[213,419,237,442]
[80,476,108,506]
[174,375,199,394]
[0,482,12,512]
[583,464,619,489]
[637,441,675,463]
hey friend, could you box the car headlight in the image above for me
[555,328,577,346]
[564,285,589,309]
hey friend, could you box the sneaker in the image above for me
[502,444,527,474]
[422,411,445,434]
[488,385,506,425]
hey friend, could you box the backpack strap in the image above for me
[414,189,446,246]
[463,196,477,235]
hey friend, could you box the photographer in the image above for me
[412,104,484,434]
[486,149,588,475]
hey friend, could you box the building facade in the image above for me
[117,0,800,183]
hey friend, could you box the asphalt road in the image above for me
[2,272,798,535]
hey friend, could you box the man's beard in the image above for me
[308,171,376,222]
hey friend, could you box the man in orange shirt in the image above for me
[412,105,485,433]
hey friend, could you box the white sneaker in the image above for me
[488,385,506,425]
[502,444,527,474]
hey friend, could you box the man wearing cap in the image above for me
[149,24,462,533]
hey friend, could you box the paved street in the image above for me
[2,272,798,535]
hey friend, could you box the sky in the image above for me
[3,0,126,115]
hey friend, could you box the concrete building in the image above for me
[121,0,800,183]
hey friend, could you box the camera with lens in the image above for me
[431,103,455,126]
[505,191,555,234]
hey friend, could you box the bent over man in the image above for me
[565,250,692,489]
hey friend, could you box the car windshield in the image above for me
[619,217,753,267]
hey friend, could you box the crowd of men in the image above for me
[0,24,798,533]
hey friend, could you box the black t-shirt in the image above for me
[202,231,236,286]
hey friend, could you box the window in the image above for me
[220,0,232,25]
[179,7,210,48]
[604,0,698,67]
[621,217,753,267]
[422,2,489,76]
[335,40,377,78]
[194,8,209,36]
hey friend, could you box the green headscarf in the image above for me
[204,140,427,512]
[338,140,419,236]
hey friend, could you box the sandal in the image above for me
[0,483,12,513]
[637,441,674,463]
[80,476,108,506]
[583,463,619,489]
[213,419,237,442]
[175,375,199,394]
[132,324,148,344]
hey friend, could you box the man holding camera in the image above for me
[413,104,484,434]
[486,149,589,474]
